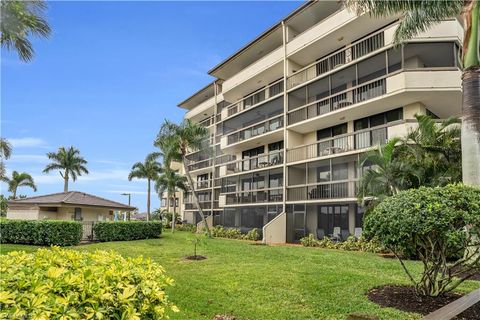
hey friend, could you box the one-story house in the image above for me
[7,191,136,222]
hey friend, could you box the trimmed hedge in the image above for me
[93,221,162,242]
[0,247,178,318]
[0,220,82,246]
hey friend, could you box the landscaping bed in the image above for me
[368,285,480,319]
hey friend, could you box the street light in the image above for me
[121,193,131,221]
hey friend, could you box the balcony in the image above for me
[223,188,284,206]
[199,115,215,128]
[287,124,390,163]
[287,180,357,202]
[187,158,213,172]
[223,79,284,120]
[221,115,284,152]
[288,78,386,125]
[219,150,284,176]
[195,179,212,190]
[287,31,385,90]
[185,202,212,210]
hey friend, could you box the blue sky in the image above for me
[1,1,301,211]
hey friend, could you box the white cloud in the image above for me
[8,137,48,148]
[7,154,48,164]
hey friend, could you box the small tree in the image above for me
[363,184,480,297]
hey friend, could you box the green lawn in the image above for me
[1,232,479,320]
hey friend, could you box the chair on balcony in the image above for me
[308,188,318,200]
[316,228,325,240]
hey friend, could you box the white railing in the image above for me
[288,78,386,125]
[287,125,389,163]
[226,115,284,145]
[219,150,284,175]
[287,180,358,201]
[223,187,284,205]
[225,79,284,119]
[287,31,385,90]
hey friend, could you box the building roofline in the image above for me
[177,81,216,108]
[207,1,316,77]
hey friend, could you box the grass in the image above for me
[1,232,479,320]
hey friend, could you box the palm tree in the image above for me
[1,0,51,62]
[156,119,212,237]
[346,0,480,186]
[2,170,37,199]
[155,169,188,232]
[357,138,416,203]
[403,114,462,186]
[0,138,12,180]
[128,155,163,221]
[43,146,89,192]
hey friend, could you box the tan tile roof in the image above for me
[8,191,135,210]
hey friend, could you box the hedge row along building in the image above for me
[167,1,463,243]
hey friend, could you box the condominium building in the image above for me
[175,1,463,243]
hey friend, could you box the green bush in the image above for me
[299,234,385,253]
[0,220,82,246]
[94,221,162,242]
[0,247,178,319]
[175,223,196,232]
[363,184,480,296]
[242,228,261,241]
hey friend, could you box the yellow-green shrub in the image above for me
[0,247,178,319]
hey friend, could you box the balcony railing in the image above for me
[224,187,283,205]
[287,180,357,201]
[196,180,212,190]
[199,116,215,127]
[220,150,284,175]
[287,31,385,90]
[185,201,212,210]
[187,158,213,171]
[226,115,284,145]
[225,79,284,119]
[287,125,390,163]
[288,78,386,125]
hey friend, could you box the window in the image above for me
[357,52,386,84]
[317,123,347,140]
[354,108,403,131]
[307,77,329,103]
[268,141,284,152]
[244,89,266,108]
[332,163,348,181]
[269,80,284,97]
[387,48,402,73]
[269,173,283,188]
[403,42,455,69]
[317,205,349,235]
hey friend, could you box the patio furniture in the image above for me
[316,228,325,240]
[331,227,341,242]
[354,227,362,239]
[341,229,350,240]
[309,188,318,200]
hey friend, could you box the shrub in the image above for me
[299,234,385,253]
[0,247,178,318]
[242,228,261,241]
[0,220,82,246]
[94,221,162,242]
[363,184,480,296]
[175,223,196,232]
[300,234,318,247]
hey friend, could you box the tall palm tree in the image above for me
[346,0,480,186]
[128,155,163,221]
[0,138,12,180]
[156,119,212,237]
[43,146,89,192]
[1,0,51,62]
[155,169,188,232]
[2,170,37,199]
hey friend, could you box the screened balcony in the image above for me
[287,124,390,163]
[226,115,284,145]
[224,79,284,119]
[219,149,284,176]
[287,41,459,126]
[287,180,357,202]
[224,188,284,205]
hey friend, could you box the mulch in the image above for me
[367,285,480,319]
[184,255,207,261]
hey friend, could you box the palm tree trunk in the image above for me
[461,67,480,186]
[172,194,176,233]
[182,158,212,237]
[63,171,69,192]
[147,178,151,221]
[12,187,17,199]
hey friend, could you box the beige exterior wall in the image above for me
[6,208,39,220]
[263,211,286,244]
